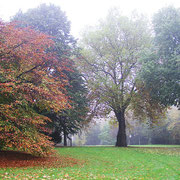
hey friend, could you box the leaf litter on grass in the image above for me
[0,150,83,168]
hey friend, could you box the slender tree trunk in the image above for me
[70,138,72,147]
[64,131,67,146]
[148,137,152,144]
[129,136,131,145]
[115,110,127,147]
[138,136,141,145]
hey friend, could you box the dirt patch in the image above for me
[0,150,81,168]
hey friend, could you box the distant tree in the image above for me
[140,6,180,108]
[167,107,180,143]
[12,4,89,145]
[128,107,180,145]
[98,123,117,145]
[0,21,69,156]
[79,10,165,147]
[73,132,87,146]
[85,123,101,145]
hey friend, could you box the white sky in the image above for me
[0,0,180,37]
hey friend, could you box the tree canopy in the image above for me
[0,21,70,156]
[13,3,75,54]
[12,4,89,145]
[140,6,180,108]
[78,10,165,146]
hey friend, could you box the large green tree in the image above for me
[140,6,180,107]
[79,10,164,146]
[12,4,89,145]
[13,3,75,56]
[46,69,88,146]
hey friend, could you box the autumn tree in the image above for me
[12,4,89,145]
[79,10,165,147]
[0,21,69,156]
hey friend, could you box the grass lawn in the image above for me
[0,145,180,179]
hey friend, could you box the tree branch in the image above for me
[16,64,41,79]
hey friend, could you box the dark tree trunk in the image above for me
[115,110,127,147]
[64,132,67,146]
[67,135,72,147]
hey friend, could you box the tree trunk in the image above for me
[129,136,131,145]
[115,110,127,147]
[70,138,72,147]
[64,132,67,146]
[138,136,141,145]
[148,137,152,144]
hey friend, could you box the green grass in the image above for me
[0,145,180,179]
[130,144,180,148]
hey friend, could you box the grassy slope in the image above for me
[0,145,180,179]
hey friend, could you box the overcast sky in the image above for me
[0,0,180,37]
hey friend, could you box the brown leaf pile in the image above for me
[0,150,81,168]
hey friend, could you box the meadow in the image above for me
[0,145,180,179]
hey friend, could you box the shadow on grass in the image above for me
[0,150,82,168]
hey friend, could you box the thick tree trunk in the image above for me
[115,110,127,147]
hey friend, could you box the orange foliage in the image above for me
[0,21,71,156]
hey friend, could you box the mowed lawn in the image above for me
[0,145,180,179]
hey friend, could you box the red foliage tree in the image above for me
[0,21,70,156]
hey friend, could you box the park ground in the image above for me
[0,145,180,179]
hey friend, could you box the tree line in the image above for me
[0,4,179,156]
